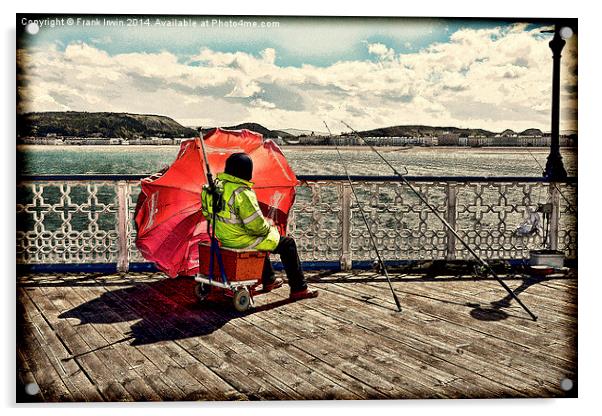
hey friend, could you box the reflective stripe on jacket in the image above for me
[201,172,280,251]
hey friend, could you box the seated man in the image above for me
[201,152,318,300]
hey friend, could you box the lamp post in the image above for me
[543,24,569,180]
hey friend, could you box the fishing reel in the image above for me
[536,203,553,214]
[202,182,225,212]
[536,203,553,249]
[372,260,383,273]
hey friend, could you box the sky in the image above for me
[16,15,578,133]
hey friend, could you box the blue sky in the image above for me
[28,17,532,66]
[18,16,576,132]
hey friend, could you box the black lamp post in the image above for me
[543,24,569,180]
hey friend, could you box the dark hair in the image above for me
[224,152,253,181]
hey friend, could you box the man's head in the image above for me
[224,152,253,181]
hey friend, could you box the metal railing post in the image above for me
[446,182,457,260]
[549,184,560,251]
[116,181,130,273]
[340,183,353,270]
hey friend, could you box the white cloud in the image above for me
[17,23,577,133]
[367,42,395,61]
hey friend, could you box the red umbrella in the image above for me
[134,128,298,277]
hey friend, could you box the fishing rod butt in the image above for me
[393,295,402,313]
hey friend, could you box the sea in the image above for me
[17,145,577,177]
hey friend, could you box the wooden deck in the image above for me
[17,268,577,401]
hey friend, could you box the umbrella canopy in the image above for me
[134,128,298,277]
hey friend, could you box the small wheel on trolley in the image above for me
[194,282,211,302]
[233,287,252,312]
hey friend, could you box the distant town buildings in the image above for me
[17,136,194,145]
[17,131,577,148]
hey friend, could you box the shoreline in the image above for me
[17,144,576,152]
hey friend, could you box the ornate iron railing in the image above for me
[16,175,577,272]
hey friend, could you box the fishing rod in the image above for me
[198,130,213,194]
[341,120,538,321]
[323,121,402,312]
[198,129,216,237]
[198,129,228,284]
[526,149,576,214]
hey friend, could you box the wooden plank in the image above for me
[94,285,226,401]
[245,294,455,398]
[206,310,353,400]
[138,279,310,400]
[17,302,74,402]
[264,289,508,398]
[102,280,287,400]
[43,285,163,402]
[171,282,386,399]
[321,272,577,318]
[357,281,577,381]
[294,284,551,397]
[404,281,578,350]
[178,278,511,398]
[16,348,42,402]
[453,277,577,319]
[18,288,103,402]
[17,270,576,401]
[253,303,449,398]
[236,296,387,399]
[317,282,570,396]
[175,280,446,398]
[69,285,192,401]
[363,279,577,367]
[297,306,502,398]
[336,274,576,349]
[153,281,347,400]
[94,282,248,401]
[27,286,134,401]
[344,279,576,351]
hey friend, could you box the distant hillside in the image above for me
[281,128,329,137]
[500,129,517,136]
[355,125,496,138]
[201,123,294,139]
[17,112,197,138]
[519,128,544,136]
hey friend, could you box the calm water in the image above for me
[17,145,577,177]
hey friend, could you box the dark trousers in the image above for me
[262,236,307,292]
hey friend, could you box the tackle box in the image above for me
[198,242,267,281]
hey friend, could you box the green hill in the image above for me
[223,123,295,138]
[201,122,294,139]
[17,111,197,138]
[519,128,544,136]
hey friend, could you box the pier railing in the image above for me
[16,175,577,273]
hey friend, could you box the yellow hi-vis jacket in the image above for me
[201,172,280,251]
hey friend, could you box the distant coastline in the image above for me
[17,144,577,151]
[17,111,578,149]
[16,137,577,148]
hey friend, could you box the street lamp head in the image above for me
[559,26,574,40]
